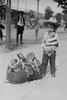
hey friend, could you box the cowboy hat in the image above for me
[44,17,60,28]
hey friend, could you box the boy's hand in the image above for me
[55,43,59,47]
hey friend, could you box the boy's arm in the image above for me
[41,32,48,48]
[43,32,48,43]
[47,33,58,42]
[46,34,59,47]
[47,37,57,43]
[46,41,58,46]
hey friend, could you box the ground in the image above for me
[0,26,67,100]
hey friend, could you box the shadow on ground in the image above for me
[23,38,42,45]
[0,38,42,53]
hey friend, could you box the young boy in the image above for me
[41,23,59,77]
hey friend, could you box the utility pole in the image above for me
[25,0,27,10]
[37,0,39,14]
[17,0,19,10]
[35,0,40,40]
[6,0,11,48]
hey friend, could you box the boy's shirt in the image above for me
[41,31,59,54]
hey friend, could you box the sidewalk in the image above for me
[0,28,67,100]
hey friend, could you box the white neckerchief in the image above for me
[17,16,24,26]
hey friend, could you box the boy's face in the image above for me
[49,32,55,38]
[47,25,55,37]
[47,25,54,32]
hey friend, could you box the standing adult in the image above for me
[16,12,25,45]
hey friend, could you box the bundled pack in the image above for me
[6,52,42,84]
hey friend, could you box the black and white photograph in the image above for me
[0,0,67,100]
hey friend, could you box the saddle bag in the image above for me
[26,52,42,80]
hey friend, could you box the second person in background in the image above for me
[16,12,25,46]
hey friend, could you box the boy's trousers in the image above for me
[41,50,56,75]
